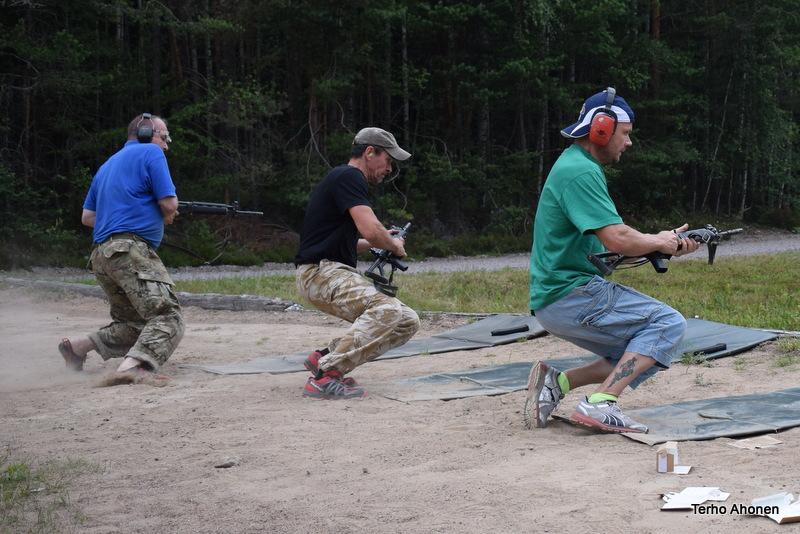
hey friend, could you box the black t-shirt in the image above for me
[295,165,371,267]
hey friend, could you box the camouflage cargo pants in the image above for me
[87,234,184,370]
[296,260,420,374]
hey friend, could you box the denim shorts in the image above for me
[534,276,687,389]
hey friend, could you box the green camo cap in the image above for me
[353,127,411,161]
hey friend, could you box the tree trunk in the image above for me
[152,19,162,112]
[701,69,733,211]
[401,10,410,146]
[650,0,661,95]
[384,18,392,126]
[537,97,547,196]
[738,165,748,219]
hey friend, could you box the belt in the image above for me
[97,233,148,246]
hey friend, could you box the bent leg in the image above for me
[88,270,146,360]
[536,276,687,394]
[564,357,615,390]
[597,351,657,396]
[297,260,420,374]
[91,240,184,370]
[124,279,184,370]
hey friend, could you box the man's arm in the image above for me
[349,205,406,257]
[159,196,179,225]
[356,238,372,253]
[595,223,699,257]
[81,209,96,228]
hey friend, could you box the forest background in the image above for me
[1,0,799,268]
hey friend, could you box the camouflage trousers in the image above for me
[296,260,420,374]
[87,234,184,370]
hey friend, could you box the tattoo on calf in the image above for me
[609,357,637,387]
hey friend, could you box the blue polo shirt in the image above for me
[84,140,176,249]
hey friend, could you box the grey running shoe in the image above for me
[570,398,648,433]
[523,361,564,429]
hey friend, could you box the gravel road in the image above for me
[6,227,798,282]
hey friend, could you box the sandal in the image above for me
[58,338,86,371]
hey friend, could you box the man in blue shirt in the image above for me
[58,113,185,384]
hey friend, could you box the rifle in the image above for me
[177,201,263,217]
[364,222,411,297]
[588,224,743,275]
[165,201,264,265]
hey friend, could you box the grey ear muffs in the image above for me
[136,113,154,143]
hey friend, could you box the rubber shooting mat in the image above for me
[616,388,800,445]
[184,314,545,375]
[380,319,777,402]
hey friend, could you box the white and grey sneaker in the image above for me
[523,361,564,429]
[570,397,648,433]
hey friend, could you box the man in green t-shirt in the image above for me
[526,88,699,433]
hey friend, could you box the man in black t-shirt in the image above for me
[295,127,420,399]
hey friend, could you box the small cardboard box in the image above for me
[657,441,679,473]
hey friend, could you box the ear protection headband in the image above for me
[589,87,617,147]
[136,113,154,143]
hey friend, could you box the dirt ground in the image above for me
[1,287,799,533]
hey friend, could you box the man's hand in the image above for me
[656,223,700,256]
[388,228,407,257]
[349,205,407,257]
[163,209,178,225]
[158,196,179,225]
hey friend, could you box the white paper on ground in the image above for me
[662,487,730,510]
[673,465,692,475]
[751,492,800,524]
[728,435,783,450]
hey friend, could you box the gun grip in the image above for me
[708,243,718,265]
[648,254,669,273]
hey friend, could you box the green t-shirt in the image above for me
[529,144,623,311]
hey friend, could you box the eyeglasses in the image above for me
[155,130,172,143]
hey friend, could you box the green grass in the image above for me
[680,351,712,367]
[0,456,99,533]
[176,275,299,302]
[76,251,800,330]
[774,338,800,367]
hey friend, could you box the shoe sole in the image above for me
[569,412,647,434]
[302,390,367,400]
[305,357,358,387]
[524,362,549,429]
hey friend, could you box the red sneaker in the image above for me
[304,350,358,386]
[303,350,326,375]
[302,375,367,400]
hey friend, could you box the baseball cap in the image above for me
[353,127,411,161]
[560,89,635,139]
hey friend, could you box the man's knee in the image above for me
[369,296,419,336]
[660,306,687,339]
[171,310,186,345]
[401,306,420,335]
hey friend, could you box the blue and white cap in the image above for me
[560,89,635,139]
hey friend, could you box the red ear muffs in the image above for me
[588,87,618,146]
[589,111,617,146]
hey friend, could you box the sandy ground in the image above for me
[1,287,799,533]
